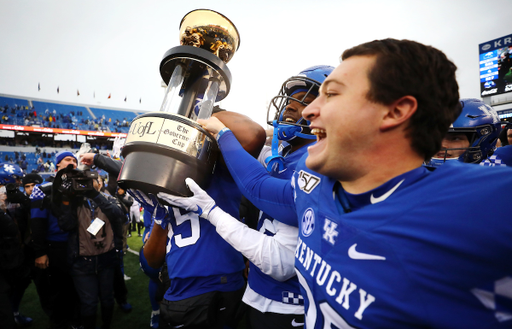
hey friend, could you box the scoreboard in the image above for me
[479,34,512,97]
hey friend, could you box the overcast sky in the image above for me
[1,0,511,127]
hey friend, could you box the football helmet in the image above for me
[267,65,334,141]
[0,163,23,185]
[427,98,501,166]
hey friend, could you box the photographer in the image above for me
[49,151,124,329]
[79,150,134,313]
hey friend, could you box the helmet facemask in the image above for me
[453,125,498,164]
[426,98,501,167]
[429,125,498,166]
[267,76,321,141]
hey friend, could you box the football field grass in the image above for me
[20,234,249,329]
[20,235,152,329]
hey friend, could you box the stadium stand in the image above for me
[89,107,139,133]
[1,94,141,133]
[0,93,139,175]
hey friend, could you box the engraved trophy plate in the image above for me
[126,115,207,157]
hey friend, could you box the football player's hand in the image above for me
[197,117,226,136]
[157,178,217,221]
[112,136,126,159]
[128,189,170,229]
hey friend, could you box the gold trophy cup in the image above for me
[118,9,240,196]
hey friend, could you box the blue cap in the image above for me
[55,151,77,165]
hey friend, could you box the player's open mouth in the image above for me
[284,117,296,123]
[311,128,326,140]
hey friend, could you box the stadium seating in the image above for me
[0,94,140,175]
[0,95,140,133]
[0,96,30,109]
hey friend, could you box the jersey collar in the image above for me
[334,166,431,214]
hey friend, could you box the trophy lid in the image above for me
[179,9,240,63]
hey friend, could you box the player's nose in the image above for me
[302,97,320,122]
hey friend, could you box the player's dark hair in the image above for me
[342,39,461,160]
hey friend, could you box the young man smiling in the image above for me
[161,39,512,328]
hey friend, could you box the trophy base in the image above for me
[118,147,216,197]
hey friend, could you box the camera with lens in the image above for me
[63,169,99,193]
[55,165,99,197]
[5,183,29,206]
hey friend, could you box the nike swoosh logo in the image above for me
[370,179,405,204]
[291,318,304,327]
[348,243,386,260]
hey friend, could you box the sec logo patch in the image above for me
[301,208,315,237]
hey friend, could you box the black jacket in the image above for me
[0,210,23,271]
[55,192,124,261]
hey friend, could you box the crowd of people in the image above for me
[1,37,512,329]
[0,149,146,329]
[0,144,114,175]
[0,102,134,133]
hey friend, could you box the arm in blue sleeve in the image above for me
[218,131,298,226]
[143,208,152,239]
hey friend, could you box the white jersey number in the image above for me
[171,208,201,248]
[296,270,356,329]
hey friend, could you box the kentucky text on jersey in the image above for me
[295,236,375,320]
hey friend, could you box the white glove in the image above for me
[157,178,217,221]
[112,136,126,159]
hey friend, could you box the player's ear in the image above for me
[380,95,417,132]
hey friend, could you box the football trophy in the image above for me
[118,9,240,196]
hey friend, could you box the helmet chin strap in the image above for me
[293,117,315,140]
[265,120,285,173]
[276,117,316,141]
[266,116,317,173]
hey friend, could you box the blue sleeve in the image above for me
[143,208,152,239]
[218,131,298,226]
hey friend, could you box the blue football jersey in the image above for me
[248,145,307,306]
[481,145,512,167]
[164,164,245,301]
[291,157,512,328]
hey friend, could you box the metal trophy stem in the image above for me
[117,9,240,196]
